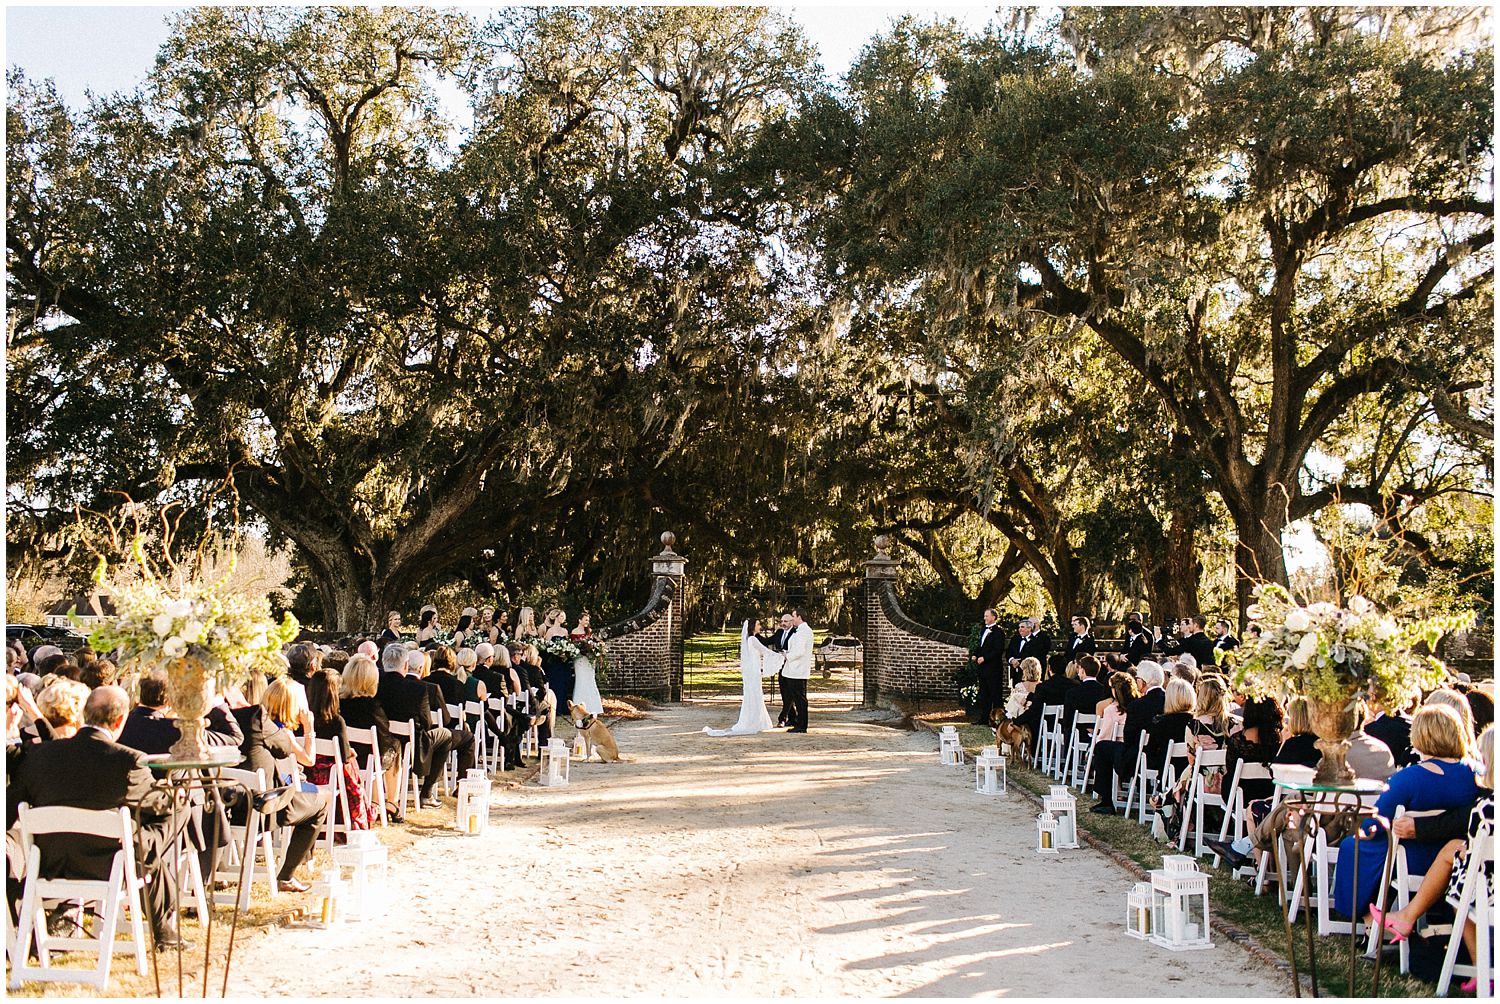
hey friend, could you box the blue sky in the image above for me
[6,4,1001,107]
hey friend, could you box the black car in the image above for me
[6,623,88,652]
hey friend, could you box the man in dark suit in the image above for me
[1212,619,1239,661]
[1019,654,1074,738]
[971,608,1008,723]
[1124,618,1154,665]
[1091,661,1166,814]
[1177,615,1218,668]
[1062,654,1108,739]
[8,686,187,947]
[377,644,457,808]
[1365,701,1416,767]
[118,671,243,756]
[286,642,321,690]
[1005,618,1049,684]
[1064,615,1097,660]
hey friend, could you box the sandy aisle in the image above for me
[226,702,1284,997]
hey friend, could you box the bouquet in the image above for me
[574,636,610,686]
[1233,583,1472,709]
[535,637,582,662]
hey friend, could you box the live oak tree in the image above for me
[7,6,822,629]
[800,7,1493,617]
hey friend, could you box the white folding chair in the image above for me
[487,696,510,768]
[469,700,502,774]
[311,737,352,852]
[1366,807,1448,973]
[1149,740,1190,832]
[1178,747,1228,856]
[9,804,148,991]
[432,708,456,795]
[213,766,281,909]
[1438,822,1493,997]
[385,719,421,815]
[1034,705,1063,774]
[345,726,388,827]
[1063,714,1097,789]
[1120,733,1151,823]
[1287,791,1381,935]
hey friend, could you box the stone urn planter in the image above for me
[166,654,215,761]
[1307,696,1358,786]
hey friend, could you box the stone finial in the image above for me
[660,531,677,553]
[873,534,892,559]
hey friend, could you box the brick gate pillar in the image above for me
[651,532,688,703]
[862,534,900,708]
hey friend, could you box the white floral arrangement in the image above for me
[86,538,299,678]
[535,637,582,662]
[1233,583,1472,708]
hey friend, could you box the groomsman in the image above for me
[1212,619,1239,659]
[1005,618,1049,684]
[971,609,1007,722]
[1178,615,1218,668]
[1065,615,1097,659]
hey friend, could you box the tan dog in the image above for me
[993,718,1032,763]
[569,703,623,763]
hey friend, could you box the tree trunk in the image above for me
[1228,486,1293,632]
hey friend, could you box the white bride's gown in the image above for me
[572,655,604,716]
[703,635,776,737]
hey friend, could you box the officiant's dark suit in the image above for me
[8,725,180,941]
[972,616,1008,721]
[770,623,794,728]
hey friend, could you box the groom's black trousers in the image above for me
[776,671,789,725]
[783,677,808,731]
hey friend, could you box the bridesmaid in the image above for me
[540,608,575,712]
[416,604,441,647]
[514,607,539,643]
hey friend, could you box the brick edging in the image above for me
[915,721,1307,993]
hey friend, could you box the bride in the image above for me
[703,618,780,737]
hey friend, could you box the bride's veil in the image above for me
[740,618,753,641]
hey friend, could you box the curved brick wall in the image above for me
[862,556,968,704]
[597,577,680,700]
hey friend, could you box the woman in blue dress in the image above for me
[1333,703,1480,921]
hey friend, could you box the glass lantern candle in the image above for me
[1043,786,1079,848]
[975,749,1007,795]
[1148,856,1212,950]
[1125,882,1153,940]
[456,768,490,835]
[1036,811,1060,854]
[572,730,588,760]
[539,738,571,787]
[310,867,346,928]
[330,832,389,922]
[939,727,963,766]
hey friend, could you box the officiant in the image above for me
[971,608,1007,723]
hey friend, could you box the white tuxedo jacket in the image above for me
[781,623,813,680]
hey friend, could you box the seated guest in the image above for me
[1332,704,1479,923]
[1366,695,1416,767]
[1020,655,1074,738]
[1274,696,1321,768]
[78,658,117,690]
[1144,677,1196,780]
[410,649,476,777]
[232,676,330,892]
[1371,725,1492,972]
[427,645,464,709]
[1062,655,1108,740]
[8,686,187,947]
[118,670,243,755]
[1345,701,1397,784]
[377,644,458,809]
[1004,657,1042,723]
[1224,696,1283,804]
[1466,688,1493,738]
[1426,687,1477,740]
[1190,676,1237,748]
[1089,662,1165,815]
[30,679,90,742]
[305,669,368,831]
[285,642,321,690]
[1088,672,1139,812]
[340,655,404,822]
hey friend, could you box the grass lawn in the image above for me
[684,630,849,696]
[931,714,1437,998]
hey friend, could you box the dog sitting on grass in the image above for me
[569,702,624,763]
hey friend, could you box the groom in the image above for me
[781,609,813,733]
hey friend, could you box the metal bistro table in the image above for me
[140,751,256,999]
[1271,776,1390,998]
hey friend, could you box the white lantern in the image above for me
[309,867,346,928]
[975,750,1007,795]
[1148,856,1212,951]
[1036,811,1060,854]
[1125,882,1153,940]
[572,729,587,760]
[539,737,571,787]
[330,831,389,922]
[939,726,963,766]
[1042,785,1079,848]
[456,768,490,835]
